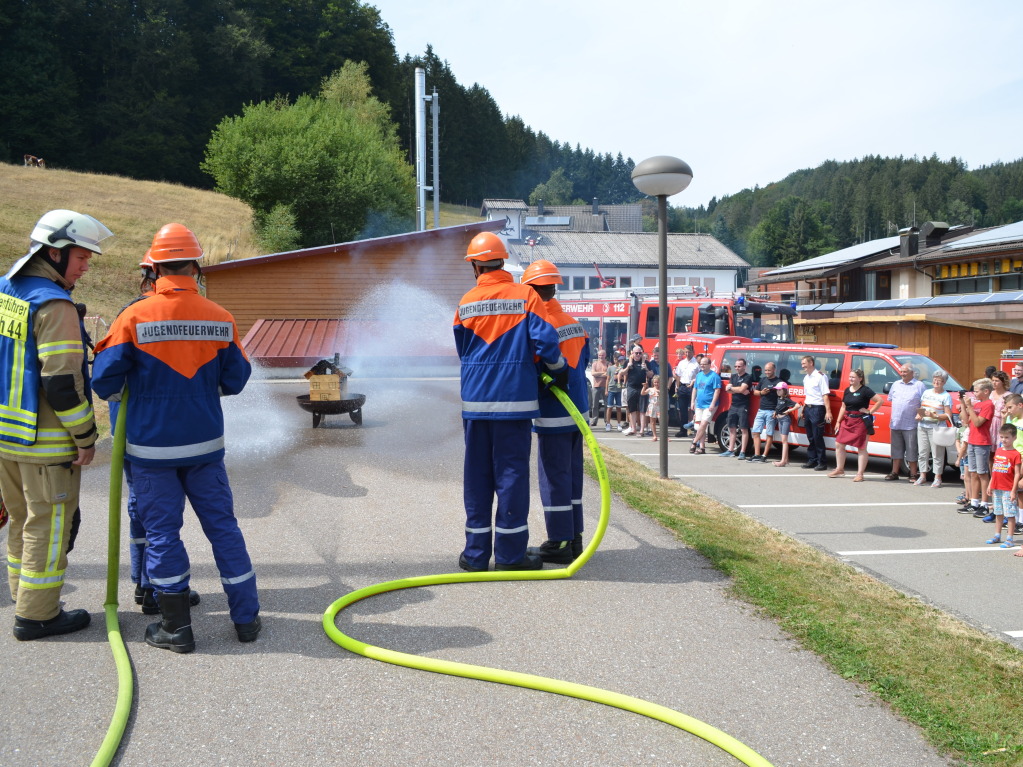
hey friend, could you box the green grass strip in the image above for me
[589,448,1023,765]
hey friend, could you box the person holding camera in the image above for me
[621,346,650,436]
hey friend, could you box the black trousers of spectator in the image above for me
[804,404,826,466]
[675,384,692,429]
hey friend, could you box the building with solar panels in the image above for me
[747,219,1023,384]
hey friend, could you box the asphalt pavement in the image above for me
[1,377,952,766]
[603,424,1023,647]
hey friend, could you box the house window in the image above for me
[937,277,992,295]
[588,276,601,289]
[618,277,632,288]
[572,276,586,290]
[703,277,716,294]
[999,274,1023,291]
[643,276,657,287]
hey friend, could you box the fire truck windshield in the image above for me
[892,354,965,392]
[735,308,795,343]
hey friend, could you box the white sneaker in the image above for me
[604,423,612,432]
[622,427,634,435]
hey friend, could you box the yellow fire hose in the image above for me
[323,380,775,767]
[92,393,133,767]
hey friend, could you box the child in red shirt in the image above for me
[963,379,995,515]
[986,423,1021,547]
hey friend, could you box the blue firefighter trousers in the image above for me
[132,460,259,624]
[462,419,532,568]
[537,431,584,542]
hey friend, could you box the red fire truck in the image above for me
[557,286,797,358]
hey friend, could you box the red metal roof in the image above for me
[241,318,456,368]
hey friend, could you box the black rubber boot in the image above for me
[495,552,544,570]
[139,586,200,615]
[234,615,262,643]
[13,609,91,641]
[571,534,584,559]
[527,539,575,565]
[145,591,195,653]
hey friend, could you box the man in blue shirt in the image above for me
[689,357,722,455]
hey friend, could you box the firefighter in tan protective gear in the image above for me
[1,209,112,641]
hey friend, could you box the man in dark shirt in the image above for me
[622,347,650,436]
[750,361,781,463]
[719,358,752,458]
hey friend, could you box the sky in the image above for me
[375,0,1023,207]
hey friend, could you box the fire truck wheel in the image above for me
[714,414,732,453]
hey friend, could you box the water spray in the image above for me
[323,377,775,766]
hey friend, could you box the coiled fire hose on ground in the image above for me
[323,379,774,767]
[93,392,133,767]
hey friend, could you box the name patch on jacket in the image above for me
[557,323,586,342]
[0,294,29,341]
[136,320,233,344]
[459,299,525,320]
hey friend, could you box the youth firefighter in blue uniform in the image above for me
[1,209,111,640]
[92,223,258,653]
[111,251,200,616]
[454,232,567,571]
[521,260,590,564]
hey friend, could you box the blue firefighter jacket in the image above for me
[534,298,591,434]
[91,275,251,467]
[453,269,565,420]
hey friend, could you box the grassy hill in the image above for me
[0,162,262,325]
[0,163,483,327]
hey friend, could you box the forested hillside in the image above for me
[3,2,1021,261]
[672,155,1023,267]
[0,1,639,213]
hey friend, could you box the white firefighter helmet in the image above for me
[6,209,114,280]
[29,209,113,255]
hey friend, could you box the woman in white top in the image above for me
[914,371,955,487]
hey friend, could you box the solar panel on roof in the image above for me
[942,220,1023,250]
[922,296,961,306]
[900,298,930,307]
[953,293,998,305]
[763,235,901,275]
[525,216,572,226]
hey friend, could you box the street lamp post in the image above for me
[632,156,693,479]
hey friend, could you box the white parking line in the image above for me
[672,474,829,478]
[837,546,1008,555]
[741,502,957,508]
[1005,631,1023,638]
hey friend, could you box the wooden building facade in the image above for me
[202,221,501,368]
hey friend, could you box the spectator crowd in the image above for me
[588,346,1023,548]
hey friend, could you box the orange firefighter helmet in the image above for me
[521,259,563,286]
[465,231,508,262]
[148,223,203,264]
